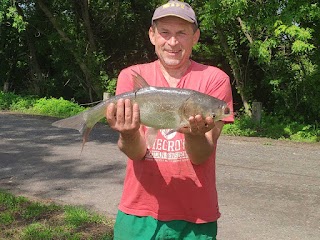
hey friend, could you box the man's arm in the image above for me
[180,115,224,165]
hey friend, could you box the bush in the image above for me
[10,97,37,112]
[0,92,85,118]
[31,97,86,118]
[223,113,319,142]
[0,91,20,110]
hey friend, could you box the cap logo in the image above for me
[163,2,186,9]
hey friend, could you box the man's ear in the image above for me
[193,28,200,46]
[149,27,156,46]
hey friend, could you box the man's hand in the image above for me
[106,98,140,136]
[106,98,147,161]
[178,115,224,165]
[178,115,215,135]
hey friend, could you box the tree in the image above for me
[0,0,27,92]
[195,0,320,123]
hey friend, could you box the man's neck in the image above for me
[159,60,191,87]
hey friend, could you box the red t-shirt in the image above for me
[115,60,234,223]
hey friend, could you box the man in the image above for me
[106,1,234,239]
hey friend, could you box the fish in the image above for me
[52,71,231,149]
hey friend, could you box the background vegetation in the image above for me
[1,0,319,137]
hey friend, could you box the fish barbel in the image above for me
[52,71,231,147]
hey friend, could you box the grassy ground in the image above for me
[0,190,114,240]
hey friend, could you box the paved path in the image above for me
[0,112,319,239]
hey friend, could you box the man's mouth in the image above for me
[166,49,181,55]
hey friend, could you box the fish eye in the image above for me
[224,106,231,115]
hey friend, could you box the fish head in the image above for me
[181,93,231,122]
[210,103,231,121]
[193,94,231,121]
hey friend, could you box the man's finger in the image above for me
[132,103,140,126]
[116,99,125,125]
[124,99,132,124]
[106,103,116,126]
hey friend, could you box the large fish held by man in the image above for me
[52,71,231,148]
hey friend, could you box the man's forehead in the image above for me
[155,16,194,29]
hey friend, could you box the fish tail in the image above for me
[52,112,88,134]
[52,101,107,148]
[52,112,98,151]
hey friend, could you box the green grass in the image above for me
[0,190,114,240]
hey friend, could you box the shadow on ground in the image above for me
[0,113,126,216]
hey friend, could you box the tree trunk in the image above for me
[216,28,252,116]
[16,2,43,95]
[36,0,99,101]
[129,0,156,60]
[80,0,97,52]
[3,49,18,93]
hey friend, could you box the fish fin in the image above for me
[145,127,158,148]
[52,111,93,150]
[81,127,92,153]
[131,70,150,90]
[52,112,87,134]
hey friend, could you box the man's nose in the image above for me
[167,35,178,46]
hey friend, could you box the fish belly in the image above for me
[133,91,187,129]
[139,101,182,129]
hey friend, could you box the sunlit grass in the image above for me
[0,190,114,240]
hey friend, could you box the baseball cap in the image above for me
[152,0,198,27]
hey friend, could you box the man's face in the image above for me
[149,16,200,70]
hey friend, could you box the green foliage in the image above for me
[223,113,319,142]
[0,91,20,109]
[0,1,27,32]
[10,97,37,111]
[0,91,85,118]
[5,6,27,32]
[31,97,86,118]
[100,70,117,95]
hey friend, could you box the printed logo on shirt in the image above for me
[145,129,189,162]
[160,129,176,140]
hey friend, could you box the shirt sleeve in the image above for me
[116,67,136,95]
[205,71,234,123]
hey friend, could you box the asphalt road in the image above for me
[0,112,319,240]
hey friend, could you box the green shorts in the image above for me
[114,210,217,240]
